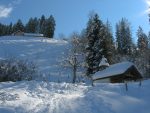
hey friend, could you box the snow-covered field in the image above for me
[0,36,150,113]
[0,36,71,82]
[0,80,150,113]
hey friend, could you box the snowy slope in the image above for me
[0,80,150,113]
[0,36,71,82]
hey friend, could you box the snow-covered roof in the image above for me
[99,56,109,67]
[93,62,134,80]
[24,33,43,37]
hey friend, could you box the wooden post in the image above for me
[139,79,142,87]
[125,81,128,91]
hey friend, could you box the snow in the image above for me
[99,55,109,67]
[93,62,134,80]
[0,36,70,82]
[0,36,149,113]
[24,33,44,37]
[0,80,150,113]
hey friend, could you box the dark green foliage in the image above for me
[0,15,56,38]
[43,15,56,38]
[39,15,46,34]
[13,19,25,32]
[25,17,39,33]
[0,23,13,36]
[137,26,148,51]
[85,14,104,75]
[102,21,115,64]
[116,18,133,55]
[85,13,114,76]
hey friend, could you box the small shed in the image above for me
[92,62,142,83]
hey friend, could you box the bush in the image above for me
[0,58,36,82]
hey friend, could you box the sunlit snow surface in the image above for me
[0,80,150,113]
[0,36,71,82]
[0,36,150,113]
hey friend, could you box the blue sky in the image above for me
[0,0,149,41]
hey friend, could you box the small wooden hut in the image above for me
[93,62,142,83]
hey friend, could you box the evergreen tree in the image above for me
[26,17,39,33]
[116,18,132,55]
[8,23,13,35]
[43,15,56,38]
[137,26,148,51]
[13,19,25,32]
[136,26,149,77]
[102,20,115,63]
[0,23,5,36]
[85,13,104,75]
[39,15,46,34]
[148,31,150,49]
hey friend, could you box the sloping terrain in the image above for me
[0,36,70,82]
[0,36,150,113]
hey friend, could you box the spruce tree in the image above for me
[85,13,104,75]
[136,26,149,77]
[102,21,115,63]
[137,26,148,51]
[13,19,25,32]
[148,31,150,49]
[8,23,13,35]
[39,15,46,34]
[116,18,132,55]
[44,15,56,38]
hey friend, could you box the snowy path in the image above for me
[0,81,113,113]
[0,80,150,113]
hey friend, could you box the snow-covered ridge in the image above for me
[0,36,68,44]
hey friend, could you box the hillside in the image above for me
[0,36,150,113]
[0,36,70,82]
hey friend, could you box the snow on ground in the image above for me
[0,36,150,113]
[0,36,71,82]
[0,80,150,113]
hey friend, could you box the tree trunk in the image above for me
[72,57,77,83]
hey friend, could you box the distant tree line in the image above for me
[0,15,56,38]
[65,12,150,83]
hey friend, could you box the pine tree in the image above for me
[148,31,150,49]
[116,18,132,55]
[85,13,104,76]
[137,26,148,51]
[39,15,46,34]
[136,26,149,77]
[43,15,56,38]
[0,23,5,36]
[102,20,115,63]
[8,23,13,35]
[25,17,39,33]
[13,19,25,32]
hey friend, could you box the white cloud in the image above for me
[0,6,13,18]
[145,0,150,6]
[0,0,22,19]
[144,8,150,14]
[140,0,150,16]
